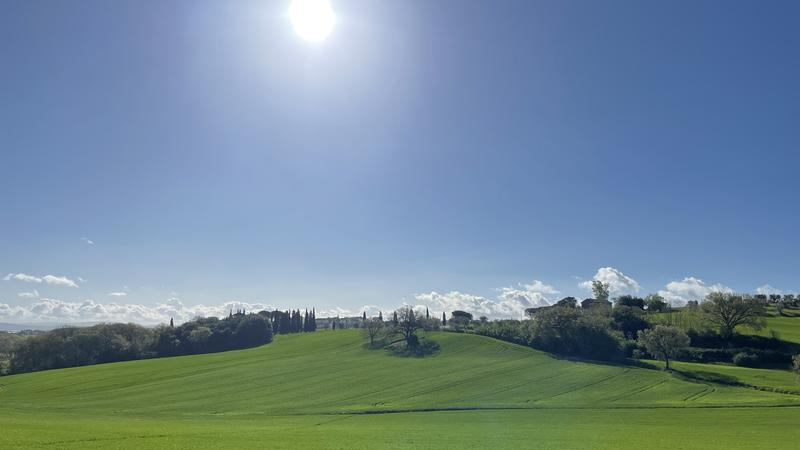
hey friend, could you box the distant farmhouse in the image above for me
[526,297,611,318]
[316,316,363,330]
[580,298,612,310]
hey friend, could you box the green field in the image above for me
[2,330,800,448]
[744,315,800,343]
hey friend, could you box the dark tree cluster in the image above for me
[475,305,646,361]
[7,313,275,375]
[258,308,316,334]
[155,312,273,357]
[9,323,159,374]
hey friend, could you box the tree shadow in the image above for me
[385,338,440,358]
[672,368,741,386]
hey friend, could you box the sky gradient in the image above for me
[1,0,799,324]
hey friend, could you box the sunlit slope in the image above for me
[744,314,800,343]
[0,330,796,418]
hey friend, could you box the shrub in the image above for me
[732,352,760,367]
[475,307,625,361]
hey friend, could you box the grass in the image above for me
[643,359,800,394]
[743,314,800,343]
[2,330,800,448]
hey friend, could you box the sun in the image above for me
[289,0,335,42]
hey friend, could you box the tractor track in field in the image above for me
[314,403,800,416]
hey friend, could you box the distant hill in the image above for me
[1,330,799,449]
[0,322,98,332]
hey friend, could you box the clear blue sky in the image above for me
[1,0,798,323]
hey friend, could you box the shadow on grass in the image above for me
[385,338,441,358]
[672,368,740,385]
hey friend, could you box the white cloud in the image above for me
[658,277,733,305]
[314,305,385,318]
[4,273,42,283]
[4,273,79,287]
[108,292,127,297]
[579,267,641,295]
[0,298,275,325]
[755,284,783,296]
[17,290,39,299]
[414,280,559,319]
[81,237,95,245]
[42,275,79,288]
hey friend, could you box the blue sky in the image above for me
[1,0,798,324]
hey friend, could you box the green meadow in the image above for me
[2,330,799,448]
[746,314,800,343]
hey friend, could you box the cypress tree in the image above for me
[442,311,447,326]
[362,311,367,321]
[169,318,174,327]
[392,311,398,326]
[426,307,429,319]
[378,311,383,321]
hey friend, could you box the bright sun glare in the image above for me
[289,0,335,42]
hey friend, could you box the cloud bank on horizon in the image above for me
[1,266,795,326]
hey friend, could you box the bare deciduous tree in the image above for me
[701,292,766,338]
[391,306,422,349]
[361,317,385,347]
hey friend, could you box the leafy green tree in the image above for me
[637,325,690,370]
[188,326,212,348]
[645,294,668,312]
[232,315,273,349]
[591,281,610,302]
[615,295,645,309]
[530,307,623,360]
[449,310,473,330]
[701,292,766,338]
[612,305,650,339]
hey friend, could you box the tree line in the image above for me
[3,307,320,375]
[473,285,800,369]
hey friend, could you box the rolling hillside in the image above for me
[2,330,800,448]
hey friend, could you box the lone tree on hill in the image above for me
[701,292,766,338]
[362,317,385,347]
[638,325,689,371]
[391,306,422,349]
[591,281,610,302]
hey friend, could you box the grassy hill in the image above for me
[2,330,800,448]
[745,315,800,343]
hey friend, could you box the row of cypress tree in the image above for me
[258,309,317,334]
